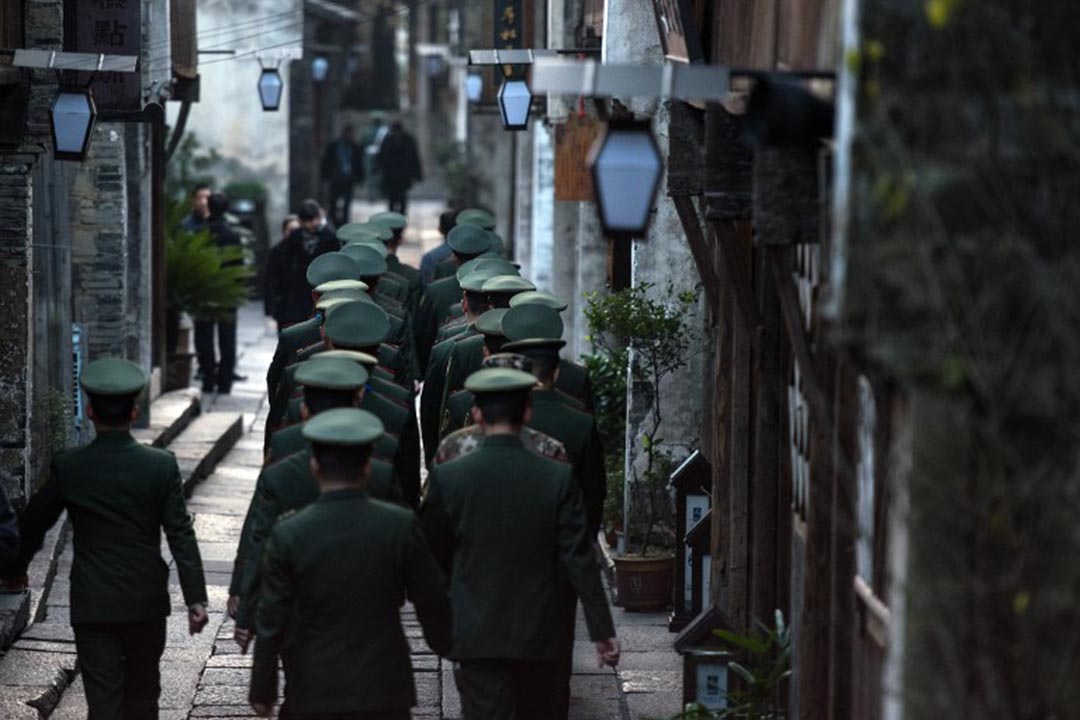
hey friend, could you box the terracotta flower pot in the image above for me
[614,554,674,611]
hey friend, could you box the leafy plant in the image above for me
[434,140,485,208]
[584,283,699,555]
[224,180,268,204]
[673,611,792,720]
[165,197,252,320]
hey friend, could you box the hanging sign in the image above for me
[70,0,142,111]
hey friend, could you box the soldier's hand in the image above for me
[235,625,253,653]
[227,595,240,618]
[188,603,209,635]
[595,637,620,668]
[251,702,273,718]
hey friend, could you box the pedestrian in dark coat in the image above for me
[0,358,209,720]
[194,193,244,394]
[264,199,339,329]
[320,125,365,227]
[376,121,423,214]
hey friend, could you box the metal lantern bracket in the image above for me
[531,58,731,102]
[467,48,601,66]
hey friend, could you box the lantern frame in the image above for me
[49,85,97,162]
[588,117,664,240]
[258,67,284,111]
[497,77,532,131]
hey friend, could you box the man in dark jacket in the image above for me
[1,358,209,720]
[321,125,365,227]
[264,199,339,330]
[194,193,244,394]
[376,121,423,214]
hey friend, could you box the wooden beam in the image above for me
[711,220,760,331]
[673,196,720,310]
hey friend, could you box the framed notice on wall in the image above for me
[650,0,704,63]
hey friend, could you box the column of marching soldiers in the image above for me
[2,208,619,720]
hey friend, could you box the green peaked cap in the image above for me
[340,243,388,277]
[482,275,535,294]
[447,224,495,255]
[324,300,391,348]
[456,208,496,230]
[302,407,384,446]
[508,290,568,311]
[501,304,565,344]
[456,257,519,282]
[486,232,506,255]
[460,269,500,292]
[369,211,407,230]
[336,223,384,244]
[314,279,368,294]
[295,355,369,390]
[315,288,373,312]
[81,357,146,396]
[481,352,532,373]
[475,308,509,336]
[464,367,537,394]
[342,241,388,262]
[317,349,379,369]
[307,252,361,287]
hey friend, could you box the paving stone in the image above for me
[193,682,250,706]
[205,653,255,668]
[0,647,75,685]
[569,674,624,720]
[618,669,682,693]
[623,687,683,718]
[199,667,251,686]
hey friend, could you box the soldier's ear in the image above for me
[301,403,311,421]
[522,403,533,427]
[309,454,322,480]
[130,403,140,423]
[470,406,484,426]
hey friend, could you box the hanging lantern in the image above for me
[258,67,284,111]
[588,118,664,239]
[50,85,97,162]
[311,56,329,83]
[497,77,531,131]
[465,72,483,103]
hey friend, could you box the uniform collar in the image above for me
[318,487,370,502]
[480,433,524,449]
[93,430,135,446]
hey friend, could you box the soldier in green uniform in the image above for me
[501,304,606,537]
[339,238,410,306]
[413,223,498,369]
[232,359,404,648]
[420,368,619,719]
[433,353,570,466]
[370,210,422,311]
[1,358,209,719]
[429,208,499,282]
[249,408,451,720]
[505,295,595,410]
[482,274,536,309]
[265,252,364,440]
[439,308,508,437]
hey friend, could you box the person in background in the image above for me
[263,214,300,328]
[0,358,209,719]
[193,193,243,394]
[321,125,365,228]
[182,183,211,232]
[264,200,339,330]
[420,209,457,286]
[361,112,389,202]
[377,121,423,214]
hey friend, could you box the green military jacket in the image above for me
[9,431,207,623]
[266,315,321,399]
[414,275,461,371]
[386,255,422,313]
[267,422,399,466]
[420,327,478,465]
[433,425,568,466]
[432,256,457,281]
[441,388,474,437]
[435,315,470,344]
[556,359,595,411]
[250,489,451,713]
[420,435,614,660]
[235,448,402,628]
[528,389,606,538]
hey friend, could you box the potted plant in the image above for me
[164,198,251,391]
[585,283,699,610]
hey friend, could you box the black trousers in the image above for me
[458,659,561,720]
[73,620,167,720]
[280,708,410,720]
[386,189,408,215]
[328,181,353,227]
[194,317,237,392]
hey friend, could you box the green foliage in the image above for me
[165,133,221,202]
[584,283,699,554]
[671,611,792,720]
[223,180,268,204]
[165,197,252,319]
[434,140,485,208]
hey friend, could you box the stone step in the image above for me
[167,412,244,495]
[132,388,202,449]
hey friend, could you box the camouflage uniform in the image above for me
[434,426,567,465]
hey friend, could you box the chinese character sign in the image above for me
[72,0,142,111]
[494,0,524,75]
